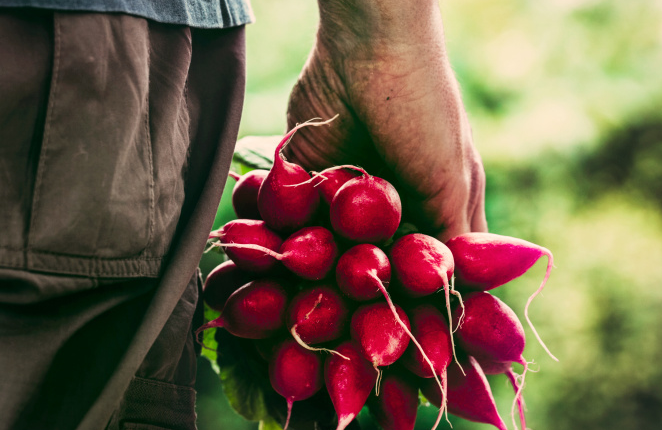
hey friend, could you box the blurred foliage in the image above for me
[196,0,662,429]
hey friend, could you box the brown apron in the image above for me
[0,8,246,430]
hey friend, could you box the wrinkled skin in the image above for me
[282,0,488,241]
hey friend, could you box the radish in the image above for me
[229,169,269,219]
[214,226,339,280]
[445,232,557,361]
[196,279,288,340]
[269,338,325,430]
[366,369,419,430]
[335,244,390,302]
[287,285,350,357]
[350,302,410,394]
[401,305,453,378]
[258,118,338,232]
[313,167,361,205]
[202,260,254,311]
[329,167,402,244]
[336,243,447,425]
[209,219,283,273]
[422,356,507,430]
[325,340,376,430]
[389,233,462,369]
[401,304,453,427]
[454,292,529,430]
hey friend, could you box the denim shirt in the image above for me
[1,0,254,28]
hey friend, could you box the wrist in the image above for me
[317,0,446,58]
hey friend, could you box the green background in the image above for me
[196,0,662,429]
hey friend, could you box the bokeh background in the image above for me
[195,0,662,429]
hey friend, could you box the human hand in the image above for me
[282,0,487,242]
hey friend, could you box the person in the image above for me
[0,0,486,429]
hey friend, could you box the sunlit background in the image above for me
[196,0,662,429]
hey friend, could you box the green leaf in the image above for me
[215,330,283,424]
[215,329,340,429]
[233,135,279,170]
[200,305,221,374]
[259,418,283,430]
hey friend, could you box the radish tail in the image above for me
[374,365,383,396]
[213,242,284,260]
[284,398,294,430]
[194,318,224,351]
[370,272,447,428]
[336,414,356,430]
[228,171,241,181]
[283,164,370,188]
[524,249,558,362]
[506,366,527,430]
[277,115,339,156]
[443,276,465,375]
[290,326,350,360]
[449,276,465,331]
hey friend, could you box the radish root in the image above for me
[283,164,369,188]
[524,249,559,362]
[374,365,383,396]
[290,326,350,360]
[211,242,284,260]
[508,360,529,430]
[368,272,447,428]
[194,320,223,352]
[278,115,340,156]
[228,171,241,181]
[441,274,465,376]
[284,398,294,430]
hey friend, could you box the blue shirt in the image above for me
[1,0,254,28]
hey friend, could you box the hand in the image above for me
[282,0,487,242]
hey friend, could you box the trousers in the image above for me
[0,9,246,430]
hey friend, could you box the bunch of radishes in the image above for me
[200,118,557,430]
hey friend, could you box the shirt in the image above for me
[0,0,254,28]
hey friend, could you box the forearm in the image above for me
[316,0,473,204]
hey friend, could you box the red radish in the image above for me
[287,285,349,357]
[401,305,453,377]
[336,243,446,425]
[313,167,361,205]
[215,226,339,280]
[258,118,338,232]
[454,292,529,430]
[454,292,526,367]
[202,260,254,311]
[445,232,557,361]
[350,302,410,393]
[209,219,282,273]
[389,233,462,368]
[366,370,419,430]
[401,305,453,427]
[325,340,376,430]
[269,338,325,430]
[335,244,390,301]
[229,169,269,219]
[329,167,402,244]
[196,279,288,340]
[389,234,454,298]
[422,356,507,430]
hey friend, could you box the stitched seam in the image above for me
[141,23,155,274]
[132,376,196,393]
[27,13,61,255]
